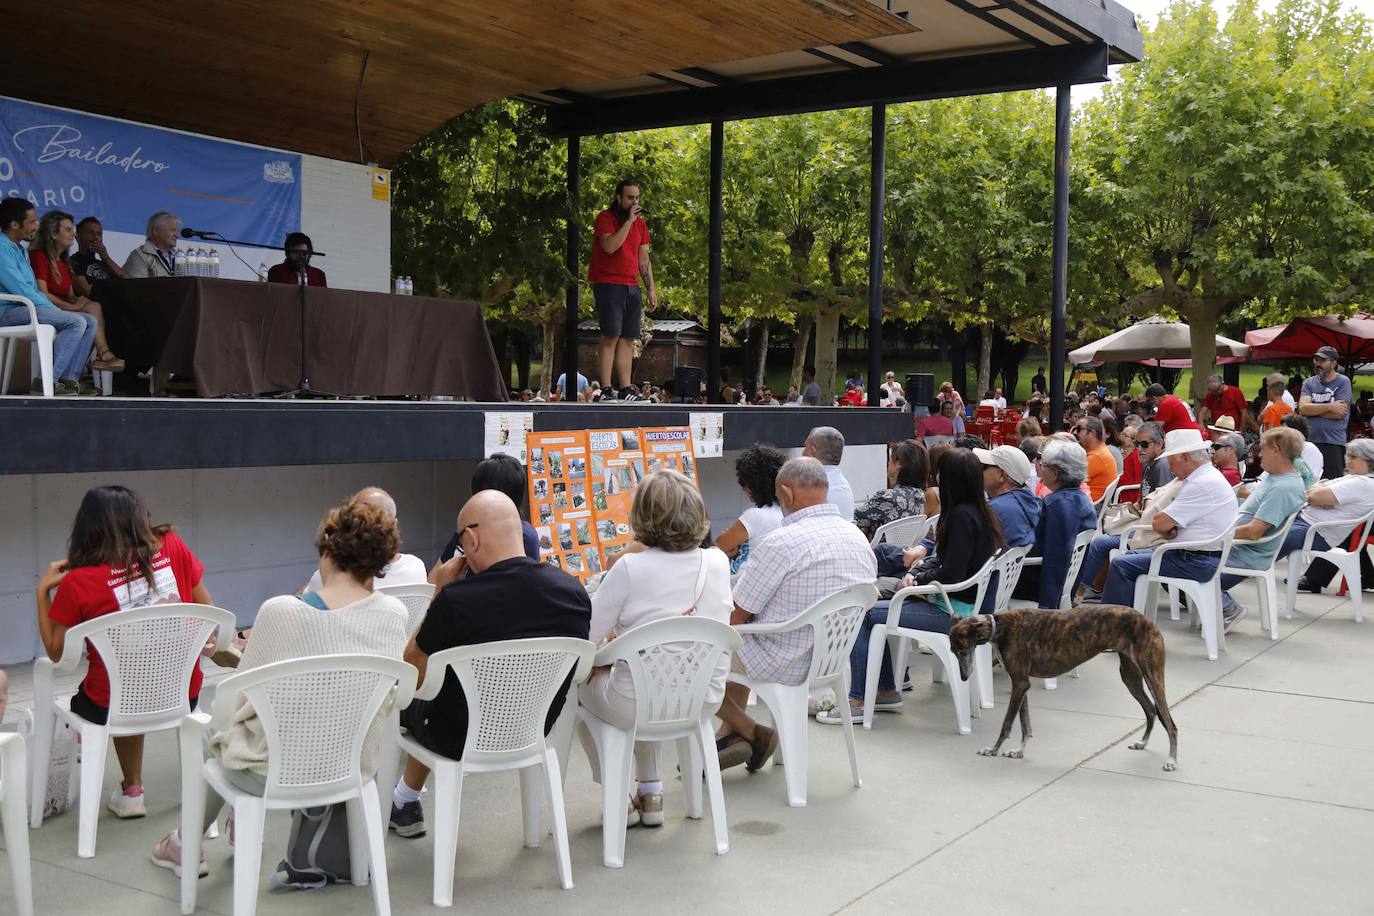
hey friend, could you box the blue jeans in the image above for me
[1100,547,1220,607]
[847,598,957,700]
[1077,533,1122,591]
[1219,552,1266,613]
[0,304,96,382]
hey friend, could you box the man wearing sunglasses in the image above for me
[1299,346,1352,480]
[1073,416,1117,502]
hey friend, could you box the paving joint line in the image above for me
[1078,765,1374,814]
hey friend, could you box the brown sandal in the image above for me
[92,350,126,372]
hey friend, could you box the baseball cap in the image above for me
[973,445,1033,486]
[1314,346,1339,360]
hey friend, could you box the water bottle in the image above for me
[394,275,404,295]
[208,248,220,278]
[403,277,414,296]
[258,262,269,282]
[197,247,210,276]
[174,249,187,277]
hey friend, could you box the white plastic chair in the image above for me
[1219,511,1299,639]
[179,654,417,916]
[1127,527,1236,660]
[969,545,1033,708]
[0,294,54,397]
[869,515,926,548]
[863,553,1000,734]
[1282,508,1374,625]
[375,582,436,635]
[730,583,879,806]
[572,617,741,868]
[1010,528,1096,688]
[28,603,236,857]
[398,637,594,905]
[0,733,32,916]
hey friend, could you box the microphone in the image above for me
[180,227,219,240]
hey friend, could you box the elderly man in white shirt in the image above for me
[1099,428,1239,607]
[802,425,855,520]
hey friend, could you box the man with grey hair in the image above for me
[802,426,855,520]
[123,211,182,278]
[1201,373,1247,431]
[304,486,427,592]
[1098,428,1238,607]
[714,456,875,770]
[1210,432,1246,486]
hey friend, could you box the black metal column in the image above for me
[707,119,724,404]
[563,134,581,396]
[867,104,886,407]
[1049,85,1070,430]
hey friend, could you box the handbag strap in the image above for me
[684,551,709,615]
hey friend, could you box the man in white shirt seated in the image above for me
[993,387,1007,410]
[304,487,427,592]
[1099,428,1239,607]
[802,425,855,520]
[713,457,876,770]
[880,371,903,406]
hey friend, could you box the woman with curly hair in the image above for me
[149,497,408,878]
[854,439,930,539]
[715,443,788,573]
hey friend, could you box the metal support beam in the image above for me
[564,135,580,396]
[867,104,886,408]
[707,119,724,404]
[1049,85,1070,430]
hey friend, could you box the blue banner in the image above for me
[0,95,300,246]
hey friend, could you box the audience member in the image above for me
[880,371,904,405]
[801,365,822,406]
[1144,382,1197,432]
[580,471,731,826]
[555,370,590,400]
[1014,438,1096,606]
[1300,346,1352,479]
[305,487,426,591]
[937,381,965,416]
[151,498,407,876]
[1019,436,1044,492]
[918,399,958,439]
[1201,373,1247,430]
[854,439,929,539]
[821,450,1003,724]
[716,458,874,758]
[390,491,591,837]
[37,486,213,821]
[436,455,541,570]
[0,197,96,395]
[30,210,123,371]
[1282,438,1374,594]
[123,212,181,278]
[1210,432,1245,486]
[1015,415,1042,443]
[804,426,855,520]
[1281,414,1323,480]
[784,385,802,405]
[976,445,1039,546]
[266,232,327,287]
[1074,416,1118,501]
[715,444,788,574]
[70,216,129,298]
[1261,378,1294,430]
[1102,415,1125,472]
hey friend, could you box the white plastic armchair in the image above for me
[0,733,32,916]
[1282,508,1374,625]
[179,653,417,916]
[374,582,436,635]
[1094,479,1141,535]
[863,552,1001,735]
[28,602,236,858]
[1130,528,1236,660]
[869,515,927,548]
[397,637,594,905]
[568,617,740,868]
[730,582,879,806]
[1010,528,1096,689]
[969,545,1033,707]
[1220,511,1299,639]
[0,293,54,397]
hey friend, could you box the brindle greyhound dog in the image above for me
[949,605,1179,771]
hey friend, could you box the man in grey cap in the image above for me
[1300,346,1352,479]
[975,446,1040,549]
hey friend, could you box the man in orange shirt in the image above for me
[1074,416,1118,501]
[1260,378,1294,430]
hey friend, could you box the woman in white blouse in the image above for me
[1284,438,1374,592]
[714,444,787,574]
[581,470,732,827]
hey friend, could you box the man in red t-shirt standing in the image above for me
[589,179,656,400]
[1144,382,1198,432]
[1200,373,1247,430]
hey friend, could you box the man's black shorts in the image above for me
[593,283,642,339]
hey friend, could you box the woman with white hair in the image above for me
[1014,438,1097,606]
[1283,438,1374,592]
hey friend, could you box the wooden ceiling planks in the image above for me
[4,0,914,164]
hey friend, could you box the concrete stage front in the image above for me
[0,398,910,663]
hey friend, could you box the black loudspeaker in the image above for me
[908,373,934,407]
[674,366,702,403]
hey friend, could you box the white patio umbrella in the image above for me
[1068,315,1250,365]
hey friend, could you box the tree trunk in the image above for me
[540,318,557,396]
[946,326,968,402]
[754,319,770,390]
[514,330,532,391]
[814,304,842,404]
[1182,297,1223,404]
[976,321,993,402]
[790,316,815,390]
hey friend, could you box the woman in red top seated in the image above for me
[30,210,124,371]
[36,486,213,818]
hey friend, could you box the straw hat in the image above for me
[1206,415,1238,437]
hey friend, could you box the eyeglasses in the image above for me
[454,522,479,555]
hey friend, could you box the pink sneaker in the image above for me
[151,831,208,878]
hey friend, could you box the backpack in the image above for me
[272,803,352,889]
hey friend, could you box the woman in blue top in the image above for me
[1014,437,1097,608]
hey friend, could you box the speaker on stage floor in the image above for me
[674,366,702,403]
[908,373,934,408]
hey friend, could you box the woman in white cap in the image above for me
[1281,437,1374,593]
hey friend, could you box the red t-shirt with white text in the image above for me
[588,210,651,285]
[1152,395,1197,433]
[48,530,206,708]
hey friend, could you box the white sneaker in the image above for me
[108,784,147,818]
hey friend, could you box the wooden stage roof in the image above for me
[7,0,1141,164]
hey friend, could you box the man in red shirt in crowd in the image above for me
[1144,382,1197,432]
[1200,373,1247,430]
[589,179,657,401]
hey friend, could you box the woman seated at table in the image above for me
[855,439,930,540]
[581,471,732,826]
[30,209,123,371]
[1281,438,1374,593]
[715,444,787,574]
[1014,438,1097,606]
[149,498,408,876]
[820,450,1004,724]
